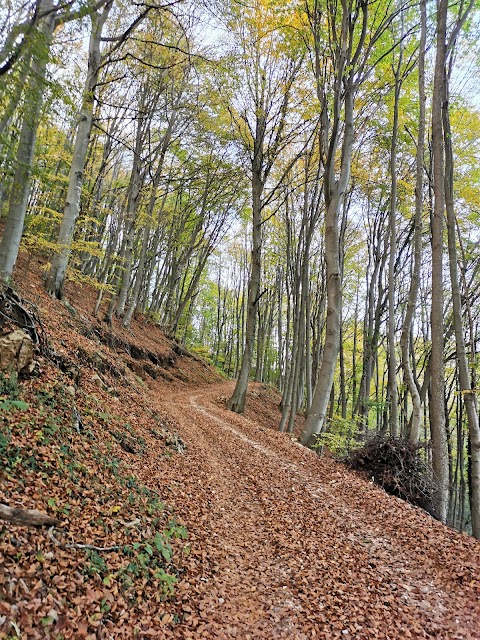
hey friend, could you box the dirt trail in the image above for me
[137,381,480,640]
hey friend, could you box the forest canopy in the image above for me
[1,0,480,538]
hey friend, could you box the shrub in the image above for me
[315,414,358,457]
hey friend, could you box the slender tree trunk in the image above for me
[171,250,211,335]
[45,2,112,298]
[305,277,312,411]
[351,281,360,419]
[443,83,480,538]
[277,268,284,391]
[301,89,354,445]
[387,66,401,437]
[280,271,302,432]
[401,0,426,444]
[116,204,140,317]
[0,57,31,213]
[0,57,31,139]
[280,194,306,431]
[339,321,347,419]
[122,224,150,327]
[0,0,55,283]
[430,0,450,522]
[228,169,263,413]
[301,192,342,444]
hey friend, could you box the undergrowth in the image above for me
[0,367,189,637]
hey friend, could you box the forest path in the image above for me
[138,381,480,639]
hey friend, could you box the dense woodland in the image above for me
[0,0,480,539]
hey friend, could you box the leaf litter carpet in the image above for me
[135,380,480,640]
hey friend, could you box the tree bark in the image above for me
[0,503,60,527]
[300,87,354,445]
[301,194,343,444]
[45,2,112,298]
[228,169,263,413]
[430,0,450,523]
[401,0,426,444]
[443,80,480,538]
[387,61,401,437]
[0,0,55,283]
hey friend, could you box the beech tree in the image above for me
[401,0,426,445]
[1,0,480,536]
[45,0,114,298]
[0,0,115,283]
[300,0,402,445]
[440,0,479,537]
[0,0,56,283]
[224,0,307,413]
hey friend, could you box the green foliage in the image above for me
[0,427,9,454]
[315,415,358,457]
[190,345,212,362]
[85,519,187,597]
[0,399,29,411]
[0,372,28,438]
[84,549,108,577]
[0,371,20,399]
[1,368,188,608]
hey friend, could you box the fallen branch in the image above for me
[65,542,120,552]
[346,436,437,517]
[0,503,61,527]
[48,528,120,553]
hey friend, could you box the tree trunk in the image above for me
[443,82,480,538]
[401,0,426,444]
[45,2,112,298]
[228,169,262,413]
[430,0,450,523]
[0,0,56,283]
[387,65,401,437]
[300,193,342,444]
[301,86,354,445]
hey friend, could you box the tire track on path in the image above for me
[148,382,480,639]
[189,394,452,624]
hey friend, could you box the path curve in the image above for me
[136,381,480,640]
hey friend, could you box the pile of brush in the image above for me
[347,436,438,518]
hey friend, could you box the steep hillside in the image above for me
[1,257,480,640]
[0,255,221,639]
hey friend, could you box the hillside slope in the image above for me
[0,256,221,639]
[1,259,480,639]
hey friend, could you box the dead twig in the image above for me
[47,528,120,553]
[347,436,437,518]
[65,542,120,552]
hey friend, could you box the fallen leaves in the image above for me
[143,381,480,639]
[1,258,480,638]
[0,349,189,638]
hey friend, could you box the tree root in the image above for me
[0,287,47,349]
